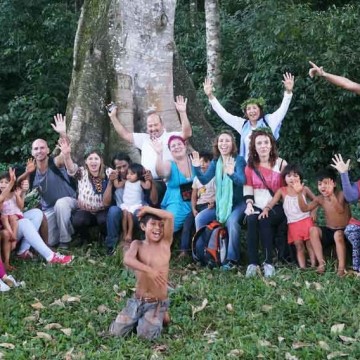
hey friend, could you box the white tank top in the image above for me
[282,187,310,224]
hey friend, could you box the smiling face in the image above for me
[168,138,186,158]
[0,178,10,192]
[85,152,102,175]
[217,133,234,157]
[31,139,49,162]
[146,113,164,139]
[254,134,272,159]
[245,103,261,122]
[141,217,164,242]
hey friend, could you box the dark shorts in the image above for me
[109,297,169,340]
[320,226,345,247]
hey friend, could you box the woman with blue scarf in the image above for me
[192,131,246,270]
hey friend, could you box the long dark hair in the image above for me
[247,128,278,169]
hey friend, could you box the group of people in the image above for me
[1,61,360,341]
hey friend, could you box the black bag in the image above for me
[192,220,228,268]
[179,182,192,201]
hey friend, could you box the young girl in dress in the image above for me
[114,163,151,243]
[0,171,24,242]
[259,164,316,269]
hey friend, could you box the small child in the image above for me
[0,170,24,242]
[292,168,351,276]
[0,254,19,292]
[259,164,316,269]
[114,163,151,243]
[179,152,215,257]
[109,206,173,340]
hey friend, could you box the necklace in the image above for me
[89,173,103,194]
[35,168,48,194]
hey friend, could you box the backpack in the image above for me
[191,220,228,268]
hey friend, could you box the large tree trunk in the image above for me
[66,0,214,163]
[205,0,221,87]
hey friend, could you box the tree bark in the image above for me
[67,0,214,163]
[205,0,221,87]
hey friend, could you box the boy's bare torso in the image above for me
[317,192,351,228]
[133,239,171,300]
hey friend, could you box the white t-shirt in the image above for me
[132,130,181,179]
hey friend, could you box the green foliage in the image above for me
[175,0,360,179]
[0,0,78,162]
[1,244,360,358]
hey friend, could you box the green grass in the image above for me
[1,242,360,360]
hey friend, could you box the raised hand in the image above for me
[190,151,201,167]
[203,77,214,98]
[224,157,235,176]
[26,158,36,174]
[309,61,324,78]
[57,137,71,156]
[20,179,29,192]
[51,113,67,135]
[8,167,16,183]
[331,153,350,174]
[282,72,294,93]
[108,169,118,182]
[291,178,304,194]
[174,95,188,113]
[151,138,163,154]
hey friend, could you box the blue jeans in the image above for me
[106,206,122,250]
[194,203,246,263]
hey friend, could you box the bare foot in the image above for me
[125,235,132,244]
[177,251,189,260]
[163,311,171,327]
[337,268,346,278]
[316,260,326,274]
[4,263,16,271]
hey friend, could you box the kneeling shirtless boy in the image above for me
[109,206,173,340]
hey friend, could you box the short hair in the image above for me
[247,128,278,169]
[111,152,131,168]
[281,164,304,182]
[212,130,238,159]
[0,171,15,192]
[167,135,186,149]
[146,111,163,124]
[139,213,162,226]
[316,168,337,183]
[128,163,145,181]
[199,152,213,163]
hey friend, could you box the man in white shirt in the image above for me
[108,95,192,179]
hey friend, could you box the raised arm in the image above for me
[152,139,171,178]
[17,158,36,185]
[143,170,158,206]
[203,77,245,132]
[309,61,360,95]
[138,206,174,245]
[174,95,192,140]
[292,179,318,212]
[266,73,294,132]
[103,169,117,207]
[191,151,216,185]
[331,153,359,203]
[51,113,70,168]
[57,138,78,176]
[0,168,16,205]
[107,105,134,144]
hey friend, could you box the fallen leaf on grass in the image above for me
[331,323,345,334]
[87,259,97,265]
[278,337,285,343]
[292,342,311,349]
[60,328,72,336]
[264,280,277,287]
[279,275,291,281]
[0,343,15,350]
[31,302,45,310]
[36,332,52,341]
[204,330,218,344]
[152,344,167,352]
[44,323,62,330]
[318,341,330,350]
[258,340,272,347]
[97,305,110,314]
[61,295,81,303]
[191,298,208,320]
[24,311,39,322]
[327,352,349,359]
[305,281,311,289]
[313,282,323,291]
[49,299,65,307]
[296,298,304,306]
[226,304,234,312]
[285,353,299,360]
[113,285,126,298]
[339,335,356,343]
[149,354,161,360]
[227,349,244,357]
[261,305,273,312]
